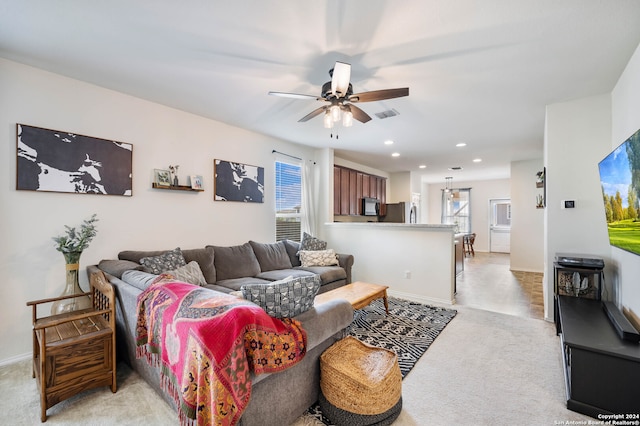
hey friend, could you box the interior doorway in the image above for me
[489,198,511,253]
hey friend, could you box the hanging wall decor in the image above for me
[214,159,264,203]
[16,124,133,196]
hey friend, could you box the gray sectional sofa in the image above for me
[89,239,355,426]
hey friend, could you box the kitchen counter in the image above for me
[324,222,457,305]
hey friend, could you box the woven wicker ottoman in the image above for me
[319,336,402,426]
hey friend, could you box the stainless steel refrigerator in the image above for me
[380,202,418,223]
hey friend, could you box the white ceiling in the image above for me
[2,1,640,183]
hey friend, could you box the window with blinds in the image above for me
[275,161,302,242]
[441,188,472,233]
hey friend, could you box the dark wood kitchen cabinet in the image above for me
[334,165,386,216]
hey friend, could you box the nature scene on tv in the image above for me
[598,128,640,256]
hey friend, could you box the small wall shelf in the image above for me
[152,183,204,192]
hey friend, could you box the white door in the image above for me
[489,199,511,253]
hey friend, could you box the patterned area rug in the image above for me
[305,296,457,424]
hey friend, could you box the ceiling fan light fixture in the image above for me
[323,111,334,128]
[342,109,353,127]
[330,104,341,122]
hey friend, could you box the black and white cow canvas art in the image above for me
[214,159,264,203]
[16,124,133,196]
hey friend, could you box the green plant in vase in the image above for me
[51,214,98,314]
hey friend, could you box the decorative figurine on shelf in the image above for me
[536,194,544,208]
[51,214,98,314]
[169,165,179,186]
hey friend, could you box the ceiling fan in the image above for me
[269,61,409,128]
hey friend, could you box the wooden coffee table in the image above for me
[315,281,389,314]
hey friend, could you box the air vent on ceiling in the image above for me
[375,108,399,119]
[448,166,463,171]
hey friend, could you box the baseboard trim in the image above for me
[387,289,455,307]
[0,352,30,367]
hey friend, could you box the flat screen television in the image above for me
[598,127,640,256]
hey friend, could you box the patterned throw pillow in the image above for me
[300,232,327,251]
[241,275,321,318]
[165,261,208,286]
[139,247,187,274]
[299,249,339,267]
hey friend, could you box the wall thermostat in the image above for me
[562,200,575,209]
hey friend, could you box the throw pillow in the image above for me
[299,232,327,251]
[249,240,293,271]
[139,247,187,274]
[121,270,159,291]
[299,249,339,267]
[165,261,207,286]
[241,275,321,318]
[282,239,302,267]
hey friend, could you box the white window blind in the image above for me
[275,160,302,242]
[441,188,472,233]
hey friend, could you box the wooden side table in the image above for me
[27,271,116,422]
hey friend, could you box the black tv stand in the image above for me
[556,296,640,417]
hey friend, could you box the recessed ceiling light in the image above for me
[473,158,482,163]
[456,143,467,147]
[392,152,400,157]
[384,140,394,145]
[419,165,426,169]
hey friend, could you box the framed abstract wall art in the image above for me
[214,159,264,203]
[16,124,133,196]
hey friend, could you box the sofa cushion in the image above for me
[119,247,216,283]
[209,242,261,281]
[256,268,315,282]
[300,232,327,251]
[182,247,216,284]
[249,240,292,272]
[215,277,273,292]
[139,247,187,274]
[166,261,207,286]
[98,259,143,278]
[282,239,302,267]
[299,249,339,267]
[241,275,321,318]
[295,265,347,285]
[121,270,159,291]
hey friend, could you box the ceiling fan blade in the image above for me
[349,88,409,103]
[298,106,327,122]
[331,61,351,98]
[268,91,321,100]
[348,104,372,123]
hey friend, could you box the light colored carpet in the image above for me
[1,306,593,425]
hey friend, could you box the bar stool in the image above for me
[463,233,476,257]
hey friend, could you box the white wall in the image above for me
[510,159,544,272]
[426,178,510,252]
[0,58,318,363]
[611,42,640,325]
[324,223,455,305]
[388,172,410,203]
[544,94,612,321]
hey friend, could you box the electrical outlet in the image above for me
[404,270,411,279]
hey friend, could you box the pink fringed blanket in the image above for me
[136,279,307,426]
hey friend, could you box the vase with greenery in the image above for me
[50,214,99,315]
